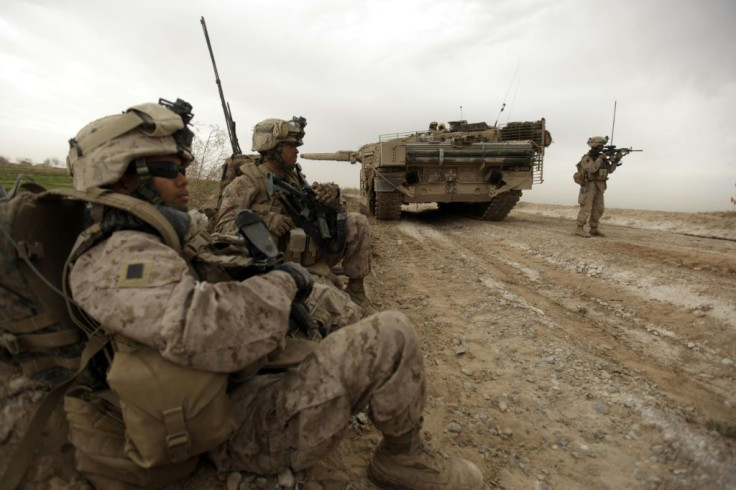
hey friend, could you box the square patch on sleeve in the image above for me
[118,260,153,287]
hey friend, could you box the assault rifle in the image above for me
[601,145,643,166]
[234,209,318,336]
[266,164,348,254]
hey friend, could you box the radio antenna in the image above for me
[495,58,520,127]
[610,100,617,145]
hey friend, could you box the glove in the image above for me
[312,182,340,205]
[274,262,314,302]
[264,213,294,237]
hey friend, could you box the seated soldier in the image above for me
[64,99,484,489]
[213,117,374,312]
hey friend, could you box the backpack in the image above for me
[0,181,231,489]
[0,180,89,383]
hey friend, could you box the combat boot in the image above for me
[347,277,376,315]
[589,228,606,237]
[575,225,591,238]
[368,426,484,490]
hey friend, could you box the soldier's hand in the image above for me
[312,182,340,204]
[274,262,314,302]
[265,213,294,237]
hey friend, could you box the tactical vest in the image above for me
[239,161,328,274]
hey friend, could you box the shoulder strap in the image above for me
[43,187,181,253]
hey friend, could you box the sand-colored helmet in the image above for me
[251,116,306,152]
[67,99,194,191]
[587,136,608,148]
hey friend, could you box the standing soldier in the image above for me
[214,117,374,311]
[574,136,624,237]
[61,100,483,489]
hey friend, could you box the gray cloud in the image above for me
[0,0,734,211]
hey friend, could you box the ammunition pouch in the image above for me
[281,227,331,276]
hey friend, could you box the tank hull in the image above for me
[303,119,550,221]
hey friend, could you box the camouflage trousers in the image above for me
[308,279,364,331]
[577,181,606,229]
[324,212,371,279]
[209,311,426,475]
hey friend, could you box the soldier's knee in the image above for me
[367,311,417,346]
[348,212,370,232]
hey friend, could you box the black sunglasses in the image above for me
[145,161,187,179]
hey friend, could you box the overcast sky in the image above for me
[1,0,734,212]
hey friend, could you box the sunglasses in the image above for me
[145,161,187,179]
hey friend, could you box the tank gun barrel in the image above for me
[301,151,356,163]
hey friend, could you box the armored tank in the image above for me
[302,119,551,220]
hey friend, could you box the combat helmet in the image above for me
[67,98,195,203]
[252,116,306,152]
[587,136,608,148]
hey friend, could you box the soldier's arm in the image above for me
[216,174,292,236]
[580,154,605,174]
[69,230,297,373]
[213,176,252,234]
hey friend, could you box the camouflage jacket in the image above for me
[68,227,297,373]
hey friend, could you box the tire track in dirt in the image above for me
[368,208,735,489]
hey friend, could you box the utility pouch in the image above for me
[64,387,198,487]
[106,347,237,468]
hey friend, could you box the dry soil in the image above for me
[2,200,734,489]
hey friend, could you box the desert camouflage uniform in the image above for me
[214,161,371,281]
[576,151,619,231]
[68,226,425,476]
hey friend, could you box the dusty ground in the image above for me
[2,199,735,489]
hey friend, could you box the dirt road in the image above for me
[2,202,734,489]
[342,203,735,489]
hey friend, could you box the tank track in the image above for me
[479,189,522,221]
[374,191,403,220]
[437,190,522,221]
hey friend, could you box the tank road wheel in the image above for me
[374,191,403,220]
[481,189,522,221]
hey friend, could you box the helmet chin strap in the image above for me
[267,143,295,172]
[130,157,163,205]
[129,158,189,212]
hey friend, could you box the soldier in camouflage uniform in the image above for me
[66,100,484,489]
[214,118,375,312]
[575,136,623,238]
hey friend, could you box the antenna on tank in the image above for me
[460,105,463,120]
[495,58,520,127]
